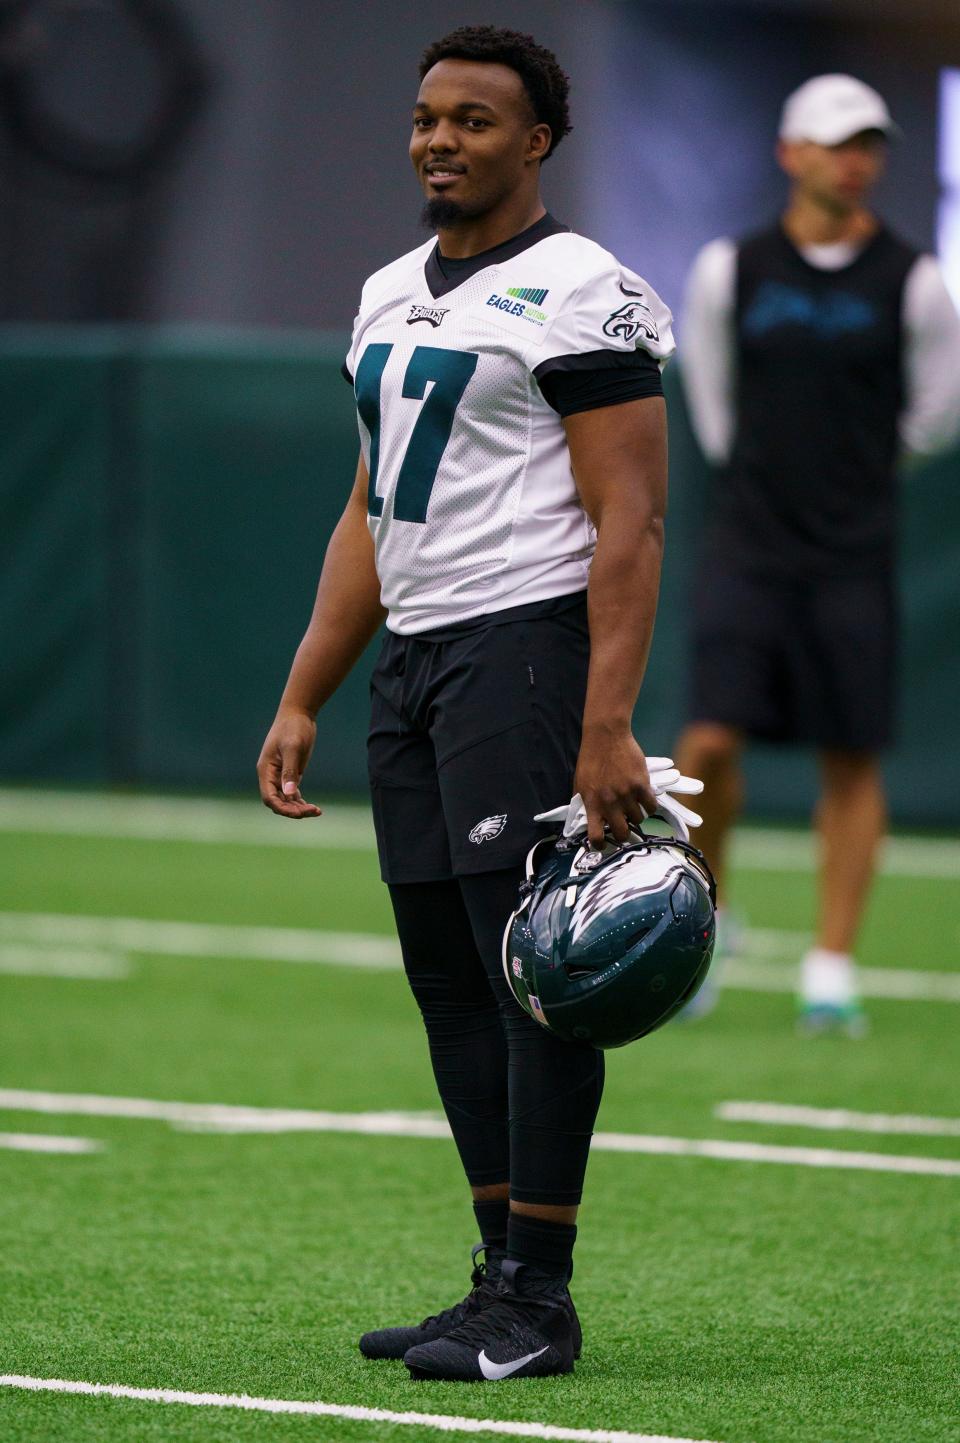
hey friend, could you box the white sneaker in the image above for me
[797,948,867,1037]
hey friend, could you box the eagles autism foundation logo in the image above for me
[485,286,550,327]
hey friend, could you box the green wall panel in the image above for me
[0,333,117,780]
[130,333,368,792]
[1,326,958,824]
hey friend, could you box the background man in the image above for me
[258,27,676,1380]
[677,74,960,1031]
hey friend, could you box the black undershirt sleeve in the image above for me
[345,347,662,411]
[533,347,663,418]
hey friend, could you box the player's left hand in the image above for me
[573,726,657,848]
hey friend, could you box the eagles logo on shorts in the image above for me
[469,814,508,844]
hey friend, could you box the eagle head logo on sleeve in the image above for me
[603,298,660,345]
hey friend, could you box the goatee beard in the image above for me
[421,197,467,230]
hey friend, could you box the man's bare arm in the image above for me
[257,454,386,818]
[564,395,668,847]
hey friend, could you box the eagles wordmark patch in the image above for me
[469,814,507,844]
[407,303,449,327]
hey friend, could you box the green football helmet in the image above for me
[503,816,716,1049]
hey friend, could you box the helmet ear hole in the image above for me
[624,926,651,950]
[563,926,651,979]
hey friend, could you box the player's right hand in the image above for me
[256,708,322,818]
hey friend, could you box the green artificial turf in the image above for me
[0,807,958,1443]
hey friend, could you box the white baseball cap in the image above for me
[779,74,900,145]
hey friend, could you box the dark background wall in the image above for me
[587,1,960,327]
[3,0,959,329]
[2,0,959,823]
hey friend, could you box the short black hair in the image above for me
[418,26,572,159]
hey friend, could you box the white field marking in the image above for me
[0,1133,102,1154]
[1,1089,958,1177]
[0,1376,722,1443]
[4,911,957,1004]
[0,944,130,980]
[716,1101,960,1138]
[730,829,960,880]
[589,1132,960,1176]
[0,790,377,850]
[0,913,401,969]
[738,927,809,959]
[0,1089,449,1137]
[1,787,958,879]
[723,958,960,1002]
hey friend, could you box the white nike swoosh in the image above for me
[477,1345,549,1380]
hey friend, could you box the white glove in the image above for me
[534,757,704,844]
[643,756,705,837]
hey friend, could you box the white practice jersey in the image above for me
[345,220,674,634]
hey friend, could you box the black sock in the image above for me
[506,1212,577,1279]
[473,1198,509,1252]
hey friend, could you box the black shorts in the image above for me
[368,594,589,884]
[687,560,897,751]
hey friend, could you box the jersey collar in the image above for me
[424,213,569,299]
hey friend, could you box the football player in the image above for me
[676,75,960,1033]
[258,25,674,1381]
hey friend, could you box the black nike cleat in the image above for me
[403,1259,578,1381]
[359,1245,503,1360]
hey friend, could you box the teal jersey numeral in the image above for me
[355,344,479,523]
[354,343,392,518]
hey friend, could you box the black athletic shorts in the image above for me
[368,593,589,884]
[688,558,897,751]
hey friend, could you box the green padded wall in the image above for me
[2,326,958,823]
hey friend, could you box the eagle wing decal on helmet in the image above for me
[568,852,675,944]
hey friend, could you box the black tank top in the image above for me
[714,223,918,575]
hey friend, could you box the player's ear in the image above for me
[776,139,799,179]
[528,123,552,163]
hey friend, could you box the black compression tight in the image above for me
[388,868,604,1207]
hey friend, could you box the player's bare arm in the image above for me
[257,453,386,819]
[565,395,668,847]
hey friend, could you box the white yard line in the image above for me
[0,1375,722,1443]
[737,928,809,958]
[0,944,130,980]
[729,829,960,879]
[0,913,401,969]
[0,1132,102,1154]
[589,1133,960,1176]
[0,1090,449,1137]
[716,1101,960,1138]
[0,1090,957,1177]
[0,792,377,851]
[3,912,958,1003]
[722,958,960,1002]
[1,788,958,878]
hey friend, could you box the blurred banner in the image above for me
[1,328,957,824]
